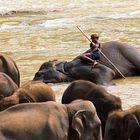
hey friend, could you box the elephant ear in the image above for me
[71,110,93,138]
[123,114,140,137]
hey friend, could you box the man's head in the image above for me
[90,34,99,40]
[90,34,99,44]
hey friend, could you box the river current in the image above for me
[0,0,140,109]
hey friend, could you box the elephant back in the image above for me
[16,80,56,103]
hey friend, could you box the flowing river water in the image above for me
[0,0,140,109]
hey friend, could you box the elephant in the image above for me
[104,105,140,140]
[33,58,115,85]
[0,72,18,98]
[0,80,55,111]
[61,80,122,136]
[0,53,20,87]
[33,60,74,83]
[0,100,103,140]
[33,41,140,85]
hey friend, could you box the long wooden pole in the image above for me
[76,26,126,79]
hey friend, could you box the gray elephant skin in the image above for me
[0,80,55,111]
[33,41,140,85]
[61,80,122,136]
[104,105,140,140]
[0,53,20,87]
[0,100,103,140]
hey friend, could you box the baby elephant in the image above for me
[0,100,103,140]
[104,105,140,140]
[0,80,55,111]
[62,80,122,136]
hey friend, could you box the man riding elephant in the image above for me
[33,41,140,85]
[76,34,102,67]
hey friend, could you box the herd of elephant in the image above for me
[0,41,140,140]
